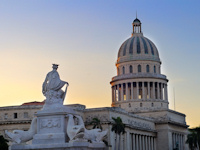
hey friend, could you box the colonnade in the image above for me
[113,132,156,150]
[172,133,185,150]
[112,81,168,102]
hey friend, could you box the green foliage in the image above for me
[111,117,125,135]
[89,117,102,130]
[111,117,125,150]
[186,126,200,150]
[0,135,9,150]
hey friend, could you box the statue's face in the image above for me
[52,66,58,70]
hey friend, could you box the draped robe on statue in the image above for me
[42,70,66,95]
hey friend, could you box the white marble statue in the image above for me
[66,114,85,141]
[66,114,108,143]
[5,117,37,144]
[42,64,69,110]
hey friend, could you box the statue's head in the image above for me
[52,64,59,70]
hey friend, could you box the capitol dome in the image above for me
[117,34,160,64]
[111,18,169,113]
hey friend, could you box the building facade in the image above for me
[0,18,189,150]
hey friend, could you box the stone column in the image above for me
[110,127,115,150]
[148,136,151,150]
[131,82,134,100]
[148,82,150,100]
[145,136,148,150]
[139,135,142,150]
[164,84,168,101]
[142,82,145,99]
[142,135,145,150]
[157,83,160,99]
[173,133,175,148]
[151,137,154,150]
[179,134,181,150]
[117,85,120,101]
[153,82,155,99]
[154,137,156,150]
[160,83,163,100]
[126,83,129,100]
[136,134,139,150]
[126,131,130,150]
[136,82,139,100]
[114,85,117,102]
[121,84,124,101]
[112,86,114,102]
[132,134,135,150]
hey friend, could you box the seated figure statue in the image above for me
[42,64,69,110]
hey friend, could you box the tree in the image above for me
[0,135,9,150]
[186,126,200,150]
[111,117,125,150]
[89,117,102,130]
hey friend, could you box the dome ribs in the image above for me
[129,37,135,55]
[136,37,141,54]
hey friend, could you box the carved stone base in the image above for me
[10,141,106,150]
[32,107,76,145]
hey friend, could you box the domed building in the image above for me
[111,18,169,112]
[0,18,189,150]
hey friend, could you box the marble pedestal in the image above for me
[32,107,75,145]
[9,106,106,150]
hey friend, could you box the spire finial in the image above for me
[136,11,137,18]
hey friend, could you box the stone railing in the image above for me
[111,73,167,81]
[116,55,161,64]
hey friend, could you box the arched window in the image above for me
[146,65,150,73]
[154,66,156,73]
[122,66,125,74]
[129,65,133,73]
[138,65,141,73]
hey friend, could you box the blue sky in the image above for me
[0,0,200,127]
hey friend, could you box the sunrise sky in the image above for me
[0,0,200,128]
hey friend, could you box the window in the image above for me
[4,113,8,120]
[14,113,18,119]
[119,105,121,108]
[151,103,154,107]
[146,65,150,73]
[138,65,141,73]
[154,66,156,73]
[140,103,142,107]
[161,103,163,107]
[129,65,133,73]
[123,66,125,74]
[24,112,28,118]
[129,103,131,108]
